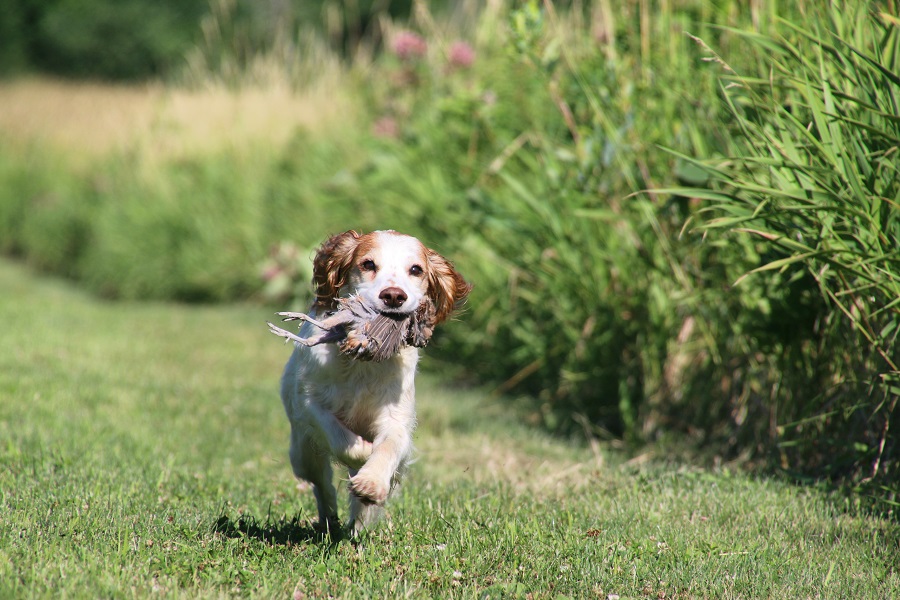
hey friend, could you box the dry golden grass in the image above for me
[0,78,160,157]
[419,431,603,497]
[414,385,606,498]
[0,76,360,163]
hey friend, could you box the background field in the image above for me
[1,258,898,598]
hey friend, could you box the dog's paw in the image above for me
[349,471,389,505]
[338,437,373,470]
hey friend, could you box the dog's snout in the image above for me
[379,287,408,309]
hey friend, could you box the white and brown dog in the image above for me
[279,230,471,534]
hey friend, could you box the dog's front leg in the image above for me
[306,403,373,470]
[349,408,414,505]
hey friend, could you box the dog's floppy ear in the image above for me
[313,230,361,309]
[426,248,473,325]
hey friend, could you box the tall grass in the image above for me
[671,2,900,488]
[343,0,792,444]
[340,0,900,501]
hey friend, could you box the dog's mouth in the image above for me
[346,293,416,320]
[377,308,414,321]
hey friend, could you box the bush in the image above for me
[0,146,94,275]
[76,152,265,300]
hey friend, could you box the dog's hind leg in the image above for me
[288,426,338,528]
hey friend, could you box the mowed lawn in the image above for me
[0,258,897,599]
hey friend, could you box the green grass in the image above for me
[0,258,898,598]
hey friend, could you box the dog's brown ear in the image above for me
[426,248,473,325]
[313,230,360,309]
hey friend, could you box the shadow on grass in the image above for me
[212,512,347,546]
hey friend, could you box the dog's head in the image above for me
[313,230,472,325]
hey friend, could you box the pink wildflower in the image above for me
[448,41,475,69]
[372,116,399,139]
[262,265,281,282]
[391,31,427,61]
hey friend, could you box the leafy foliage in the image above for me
[680,3,900,487]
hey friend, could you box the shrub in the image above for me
[0,145,93,275]
[77,149,284,301]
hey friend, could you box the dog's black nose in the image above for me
[379,287,407,309]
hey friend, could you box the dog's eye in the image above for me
[409,265,424,277]
[360,259,377,272]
